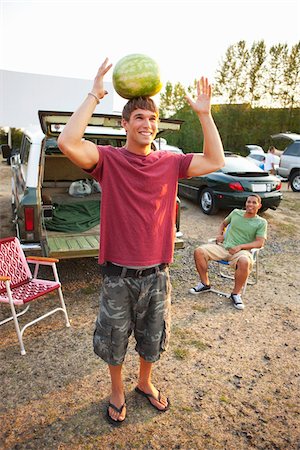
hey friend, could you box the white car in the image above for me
[246,151,266,168]
[245,144,264,155]
[246,149,280,172]
[154,137,184,154]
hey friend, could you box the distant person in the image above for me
[264,146,277,174]
[58,58,225,426]
[189,194,267,310]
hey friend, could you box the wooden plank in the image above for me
[46,234,100,258]
[46,234,183,258]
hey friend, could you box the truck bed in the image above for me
[41,176,101,258]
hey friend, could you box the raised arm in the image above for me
[57,58,113,170]
[185,77,225,177]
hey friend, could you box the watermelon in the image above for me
[112,54,163,99]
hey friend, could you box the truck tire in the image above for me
[290,171,300,192]
[199,188,219,215]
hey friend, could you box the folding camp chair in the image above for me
[208,225,263,298]
[0,236,70,355]
[209,247,262,298]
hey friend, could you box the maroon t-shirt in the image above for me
[89,146,193,266]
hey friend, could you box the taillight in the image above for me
[24,207,34,231]
[229,182,244,191]
[275,181,282,191]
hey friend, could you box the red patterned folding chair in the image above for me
[0,237,70,355]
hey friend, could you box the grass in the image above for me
[275,221,298,237]
[172,327,189,339]
[170,253,184,270]
[282,198,300,212]
[192,304,209,313]
[219,395,230,403]
[172,327,210,353]
[77,285,98,295]
[186,339,209,350]
[173,347,189,359]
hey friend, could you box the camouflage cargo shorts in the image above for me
[93,267,171,366]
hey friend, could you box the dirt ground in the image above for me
[0,157,299,450]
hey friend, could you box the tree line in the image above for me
[159,40,300,117]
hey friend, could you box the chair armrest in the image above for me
[208,238,217,243]
[250,247,263,255]
[26,256,59,264]
[26,256,61,283]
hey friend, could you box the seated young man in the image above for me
[189,194,267,310]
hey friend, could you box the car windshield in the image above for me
[222,157,264,173]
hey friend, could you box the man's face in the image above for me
[122,109,158,146]
[245,196,261,214]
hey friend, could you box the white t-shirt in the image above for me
[264,153,276,171]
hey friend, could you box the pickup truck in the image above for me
[7,111,184,258]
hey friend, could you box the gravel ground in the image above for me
[0,159,300,450]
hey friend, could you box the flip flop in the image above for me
[135,386,170,412]
[106,401,126,427]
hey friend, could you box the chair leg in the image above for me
[3,280,26,355]
[242,277,248,295]
[58,287,70,327]
[9,301,26,355]
[209,288,230,298]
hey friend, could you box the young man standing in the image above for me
[58,58,225,425]
[189,194,267,310]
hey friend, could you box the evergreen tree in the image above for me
[282,41,300,109]
[159,81,187,117]
[248,40,267,107]
[214,40,249,104]
[267,43,288,107]
[160,40,300,111]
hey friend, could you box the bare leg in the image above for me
[136,357,169,410]
[194,247,210,285]
[108,364,126,422]
[233,256,250,294]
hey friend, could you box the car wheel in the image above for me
[290,171,300,192]
[199,188,219,215]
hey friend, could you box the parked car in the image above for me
[154,137,184,154]
[246,151,266,168]
[273,133,300,192]
[178,155,282,215]
[245,144,264,154]
[8,111,184,258]
[247,150,280,171]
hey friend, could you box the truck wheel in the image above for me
[199,188,219,215]
[290,171,300,192]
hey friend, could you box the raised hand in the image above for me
[185,77,212,116]
[91,58,113,99]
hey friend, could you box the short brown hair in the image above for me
[122,97,159,122]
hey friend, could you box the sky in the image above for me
[1,0,300,92]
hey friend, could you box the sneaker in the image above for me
[230,293,245,310]
[189,282,211,294]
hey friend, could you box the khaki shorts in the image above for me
[93,267,171,366]
[199,243,253,269]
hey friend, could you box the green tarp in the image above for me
[45,200,100,232]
